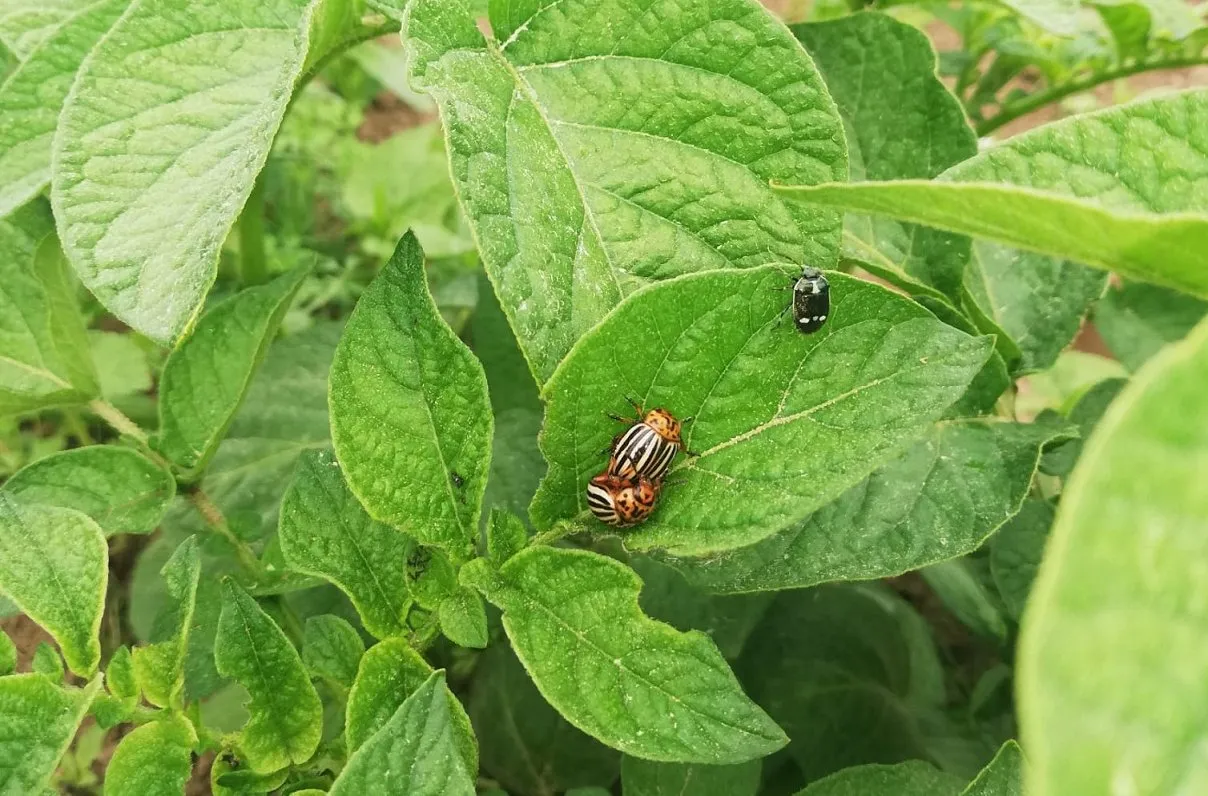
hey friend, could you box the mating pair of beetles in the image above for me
[585,266,830,528]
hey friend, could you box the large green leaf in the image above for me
[131,537,200,708]
[345,637,475,772]
[214,579,322,772]
[622,756,760,796]
[793,12,975,302]
[0,0,127,219]
[402,0,847,382]
[962,740,1025,796]
[739,584,946,782]
[531,267,992,555]
[329,671,476,796]
[0,494,106,675]
[989,499,1055,620]
[0,674,101,795]
[1095,281,1208,372]
[778,90,1208,300]
[279,449,412,639]
[3,446,173,536]
[0,0,93,58]
[51,0,319,343]
[156,266,310,476]
[329,232,491,556]
[670,420,1064,594]
[796,760,963,796]
[103,714,197,796]
[0,203,96,415]
[470,642,619,795]
[1018,315,1208,795]
[462,546,786,764]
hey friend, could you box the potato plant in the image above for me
[0,0,1206,793]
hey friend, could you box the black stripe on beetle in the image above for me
[791,266,830,334]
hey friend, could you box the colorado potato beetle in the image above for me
[586,471,661,527]
[605,398,692,482]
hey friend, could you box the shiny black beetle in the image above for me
[791,266,830,334]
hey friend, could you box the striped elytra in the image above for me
[586,472,659,527]
[608,408,685,482]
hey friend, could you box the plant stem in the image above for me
[977,56,1208,136]
[88,398,172,470]
[187,489,262,577]
[238,176,268,286]
[528,518,585,547]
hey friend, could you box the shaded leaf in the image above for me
[156,266,310,476]
[0,494,106,675]
[622,756,760,796]
[51,0,319,343]
[31,642,63,681]
[0,0,128,218]
[0,674,100,794]
[302,614,363,688]
[739,584,945,782]
[1039,378,1126,477]
[279,448,412,640]
[990,499,1055,620]
[403,0,847,382]
[214,579,321,772]
[462,546,786,763]
[962,740,1025,796]
[532,267,992,555]
[0,203,96,415]
[329,671,476,796]
[3,446,173,536]
[922,558,1009,642]
[103,714,197,796]
[329,232,491,557]
[470,641,620,796]
[778,90,1208,300]
[1095,281,1208,372]
[1019,315,1208,796]
[131,537,200,708]
[796,760,963,796]
[670,420,1064,594]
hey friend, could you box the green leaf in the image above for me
[403,0,847,383]
[622,757,760,796]
[486,509,528,566]
[51,0,320,344]
[131,537,200,708]
[279,448,413,640]
[531,267,992,555]
[469,641,619,794]
[922,559,1009,642]
[1040,378,1126,477]
[106,645,136,700]
[0,0,128,219]
[0,494,106,675]
[462,546,786,763]
[0,674,101,794]
[210,754,288,795]
[88,331,152,400]
[797,760,963,796]
[302,615,364,688]
[739,584,945,782]
[3,446,174,536]
[31,642,63,681]
[103,714,197,796]
[1095,281,1208,372]
[330,232,491,556]
[962,740,1025,796]
[345,638,478,771]
[670,419,1065,593]
[1019,315,1208,795]
[0,203,97,415]
[156,266,311,476]
[778,90,1208,300]
[330,671,476,796]
[991,499,1055,620]
[793,12,976,302]
[437,587,487,649]
[214,579,322,773]
[0,0,94,58]
[0,630,14,675]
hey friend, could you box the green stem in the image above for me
[238,176,268,286]
[528,518,586,547]
[187,489,262,577]
[88,398,172,471]
[977,56,1208,136]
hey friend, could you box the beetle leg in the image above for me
[624,395,643,415]
[604,411,629,423]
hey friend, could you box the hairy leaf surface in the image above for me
[103,714,196,796]
[131,537,200,708]
[302,614,363,688]
[403,0,847,382]
[962,740,1025,796]
[0,675,100,794]
[532,267,992,555]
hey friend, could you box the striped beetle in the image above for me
[604,398,693,482]
[586,471,660,527]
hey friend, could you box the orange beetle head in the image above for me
[643,408,682,445]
